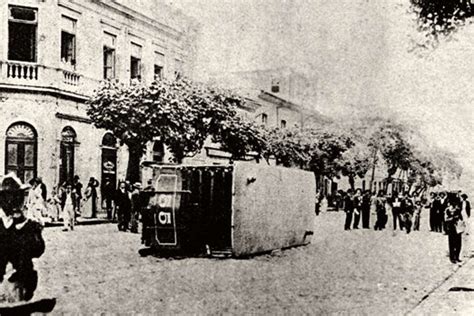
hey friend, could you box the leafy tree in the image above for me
[306,129,353,179]
[263,127,311,167]
[87,79,243,182]
[212,115,267,161]
[339,141,372,190]
[411,0,474,39]
[368,122,414,181]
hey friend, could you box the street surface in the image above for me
[33,211,472,315]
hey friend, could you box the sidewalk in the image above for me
[408,256,474,315]
[44,216,112,227]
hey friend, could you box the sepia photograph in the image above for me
[0,0,473,314]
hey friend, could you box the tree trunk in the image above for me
[348,175,355,191]
[369,148,377,192]
[126,144,143,183]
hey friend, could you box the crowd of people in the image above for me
[336,188,471,263]
[101,179,155,233]
[22,175,100,231]
[14,175,157,234]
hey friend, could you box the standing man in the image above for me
[115,181,131,232]
[352,189,362,229]
[439,192,448,234]
[102,180,115,221]
[344,189,354,230]
[361,190,371,229]
[445,200,463,263]
[130,183,142,233]
[460,194,471,258]
[390,192,404,231]
[72,175,83,218]
[402,194,414,234]
[428,192,437,232]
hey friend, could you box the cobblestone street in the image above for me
[33,211,472,314]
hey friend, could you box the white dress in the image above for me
[26,185,46,224]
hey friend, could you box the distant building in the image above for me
[194,68,328,163]
[211,67,316,109]
[0,0,196,192]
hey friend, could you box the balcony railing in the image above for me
[0,60,98,98]
[6,62,39,80]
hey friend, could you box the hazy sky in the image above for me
[128,0,473,190]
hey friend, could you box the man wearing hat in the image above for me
[0,173,45,302]
[130,183,142,233]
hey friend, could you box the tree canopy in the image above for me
[411,0,474,39]
[87,79,244,181]
[87,78,462,191]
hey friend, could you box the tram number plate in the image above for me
[155,194,176,245]
[158,211,172,225]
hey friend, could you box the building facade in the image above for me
[0,0,195,193]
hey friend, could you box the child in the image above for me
[47,187,62,222]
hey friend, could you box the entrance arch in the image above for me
[59,126,77,185]
[5,122,37,183]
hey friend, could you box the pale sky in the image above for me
[126,0,474,191]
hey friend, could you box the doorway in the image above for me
[59,126,76,185]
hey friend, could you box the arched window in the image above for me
[59,126,77,185]
[5,122,37,183]
[153,141,164,162]
[102,132,117,148]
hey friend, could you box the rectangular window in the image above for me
[130,43,142,81]
[103,33,116,80]
[261,113,268,125]
[154,65,163,80]
[280,120,287,128]
[104,47,116,80]
[61,16,76,65]
[271,79,280,93]
[8,6,37,62]
[174,58,183,80]
[154,51,165,80]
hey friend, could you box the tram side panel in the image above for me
[232,162,315,257]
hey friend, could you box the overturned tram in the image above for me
[140,162,316,257]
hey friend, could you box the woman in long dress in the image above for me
[62,185,75,231]
[26,179,46,225]
[82,178,99,218]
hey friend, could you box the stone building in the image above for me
[0,0,196,193]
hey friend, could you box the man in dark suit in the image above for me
[115,181,131,232]
[344,189,354,230]
[428,192,437,231]
[390,192,404,231]
[439,192,448,234]
[361,190,371,229]
[461,194,471,219]
[352,189,362,229]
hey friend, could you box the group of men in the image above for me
[102,180,154,233]
[342,188,471,235]
[428,191,471,233]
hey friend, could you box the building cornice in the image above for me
[0,84,90,103]
[69,0,185,41]
[55,112,93,124]
[258,90,300,112]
